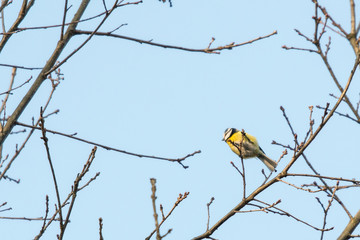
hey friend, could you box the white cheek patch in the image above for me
[223,128,233,141]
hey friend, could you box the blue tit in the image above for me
[222,128,277,171]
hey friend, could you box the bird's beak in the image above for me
[222,138,225,141]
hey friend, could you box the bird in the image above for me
[222,128,277,171]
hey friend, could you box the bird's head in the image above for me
[222,128,238,141]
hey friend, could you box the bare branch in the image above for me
[15,121,200,168]
[99,218,104,240]
[206,197,215,231]
[150,178,161,240]
[0,78,59,181]
[39,108,64,234]
[34,195,50,240]
[0,76,32,96]
[338,210,360,240]
[287,173,360,184]
[319,182,338,240]
[0,216,61,221]
[60,0,68,41]
[34,147,99,240]
[236,199,281,213]
[0,0,91,147]
[0,0,35,52]
[253,199,333,232]
[316,105,359,123]
[192,53,360,240]
[74,30,277,54]
[0,63,42,70]
[146,191,189,240]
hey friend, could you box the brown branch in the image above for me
[0,1,138,36]
[253,199,333,232]
[0,216,61,221]
[34,147,98,240]
[261,149,287,185]
[316,105,359,123]
[150,178,161,240]
[316,2,348,37]
[74,30,277,54]
[350,235,360,238]
[317,49,360,122]
[287,173,360,184]
[14,121,200,168]
[231,158,246,197]
[303,106,315,143]
[206,197,215,231]
[0,201,11,212]
[300,152,353,219]
[0,80,59,181]
[278,178,321,193]
[338,210,360,240]
[146,192,189,240]
[45,0,134,76]
[192,51,359,240]
[0,76,32,96]
[282,45,319,53]
[236,199,281,213]
[35,195,50,239]
[59,146,98,240]
[280,65,355,219]
[0,67,15,115]
[0,63,42,70]
[0,0,35,52]
[39,108,64,234]
[284,1,360,123]
[0,0,11,13]
[312,1,360,122]
[0,68,16,162]
[318,182,338,240]
[99,218,104,240]
[60,0,68,41]
[0,0,91,147]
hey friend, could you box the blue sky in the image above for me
[1,0,360,239]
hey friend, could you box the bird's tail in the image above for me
[258,153,277,172]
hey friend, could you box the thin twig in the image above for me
[287,173,360,184]
[59,146,98,240]
[253,199,333,232]
[192,50,360,240]
[146,192,189,240]
[319,181,338,240]
[0,76,32,96]
[99,218,104,240]
[0,63,42,70]
[45,0,133,76]
[60,0,68,41]
[206,197,215,231]
[15,121,200,168]
[35,195,50,239]
[316,105,359,123]
[0,81,59,181]
[0,0,35,52]
[34,147,99,240]
[74,30,278,54]
[301,152,353,219]
[236,199,281,213]
[0,68,16,116]
[0,0,91,147]
[0,216,61,221]
[150,178,161,240]
[39,108,64,234]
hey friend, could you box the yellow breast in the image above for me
[225,132,261,159]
